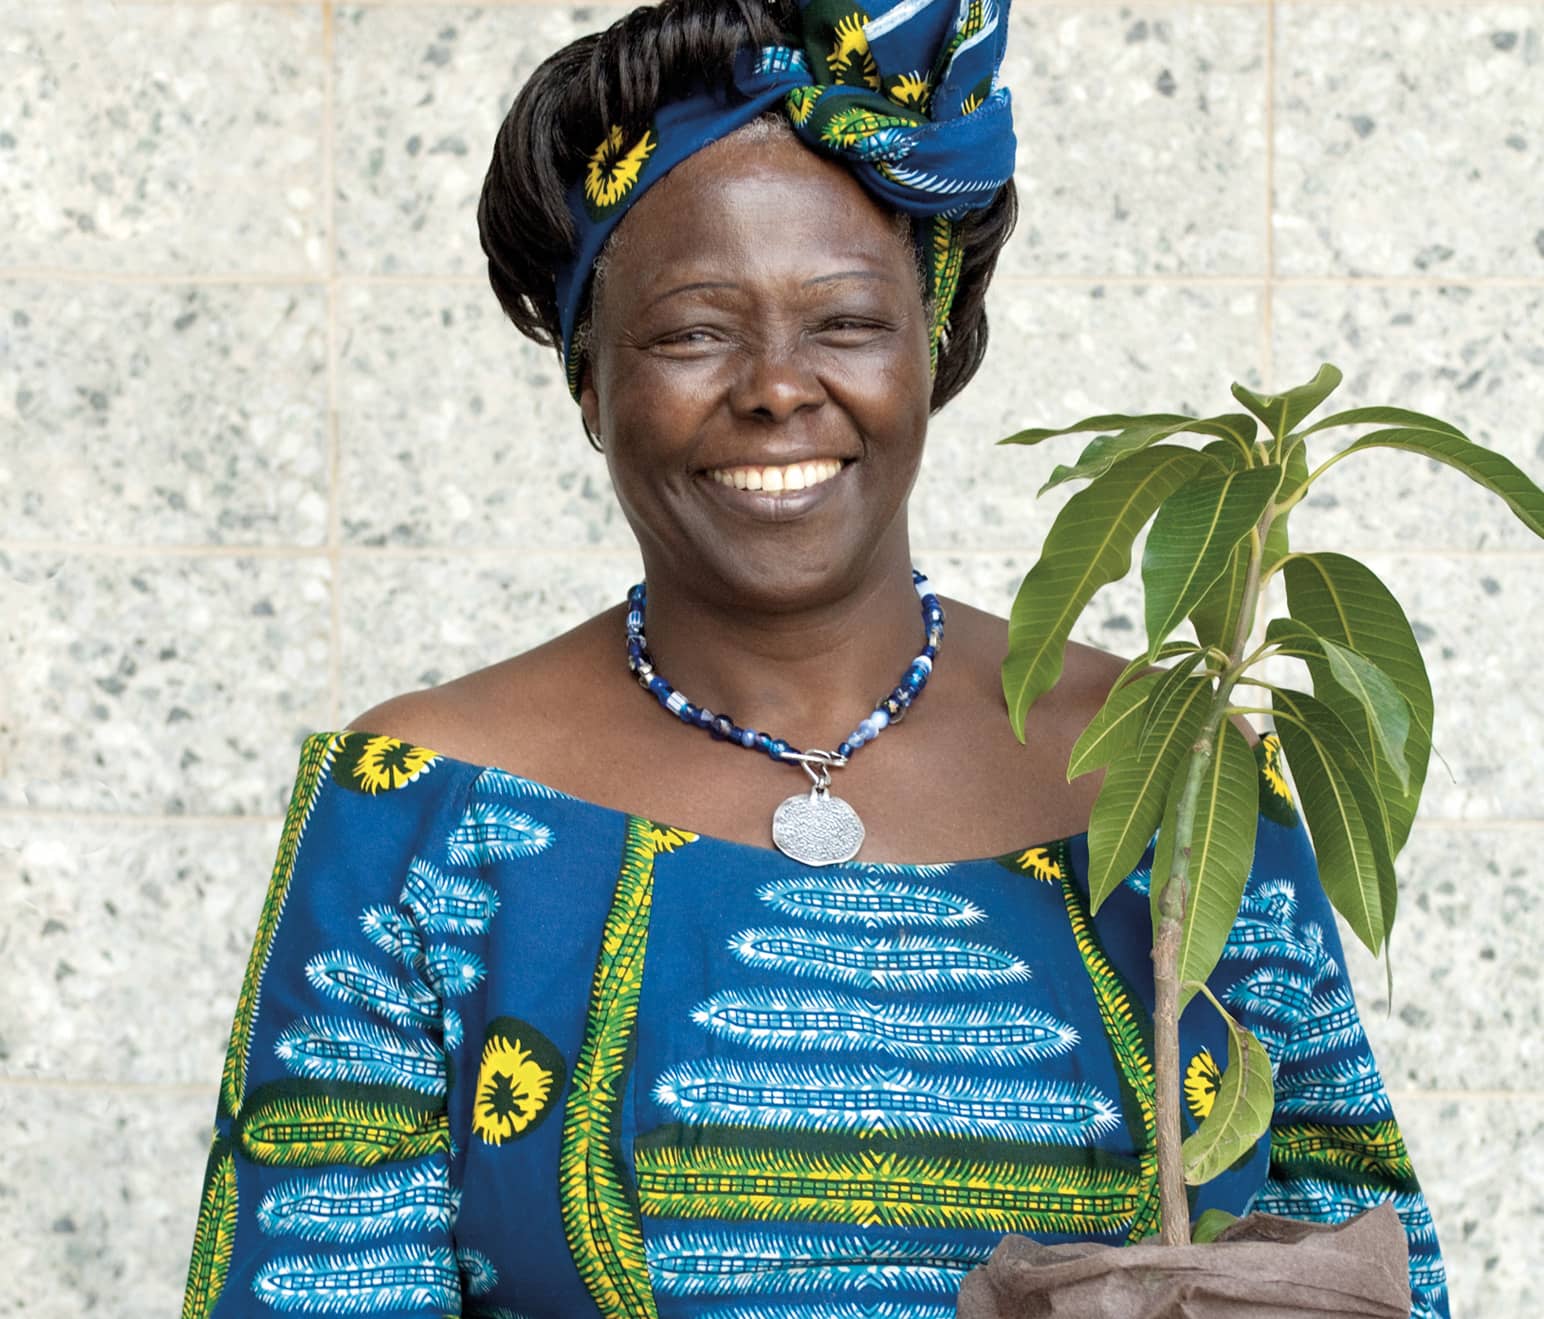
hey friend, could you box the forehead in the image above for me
[597,131,915,299]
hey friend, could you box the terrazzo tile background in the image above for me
[2,2,1540,1316]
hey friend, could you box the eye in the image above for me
[814,316,892,344]
[649,326,727,357]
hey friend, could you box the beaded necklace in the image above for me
[624,569,945,865]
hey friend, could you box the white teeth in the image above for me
[707,458,844,494]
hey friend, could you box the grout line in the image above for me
[0,808,285,827]
[0,1076,218,1095]
[323,2,344,732]
[6,267,1544,290]
[4,541,1541,561]
[1262,0,1276,387]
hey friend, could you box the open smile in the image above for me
[705,457,847,493]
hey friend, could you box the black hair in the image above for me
[476,0,1018,427]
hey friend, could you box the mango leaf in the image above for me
[1283,554,1432,855]
[1264,618,1412,794]
[1087,674,1213,911]
[1271,688,1395,953]
[1297,405,1468,441]
[1181,1003,1274,1185]
[1111,641,1204,695]
[1190,1209,1240,1244]
[1142,466,1281,655]
[1187,539,1250,654]
[1138,650,1207,747]
[1334,427,1544,538]
[1068,671,1161,780]
[1037,413,1259,494]
[998,411,1192,447]
[1149,722,1260,1010]
[1003,446,1215,738]
[1261,438,1308,573]
[1230,363,1342,441]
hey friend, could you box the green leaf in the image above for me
[1298,405,1468,441]
[1002,446,1215,738]
[1261,438,1308,572]
[1190,1208,1240,1244]
[1037,413,1260,494]
[1264,619,1412,794]
[1068,671,1160,780]
[1182,1008,1274,1185]
[1283,554,1432,855]
[1138,650,1207,747]
[998,411,1192,447]
[1149,723,1260,1010]
[1110,642,1204,695]
[1271,688,1395,953]
[1087,674,1213,911]
[1230,363,1342,440]
[1335,426,1544,538]
[1142,465,1281,655]
[1187,538,1250,653]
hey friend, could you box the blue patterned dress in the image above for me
[182,730,1449,1318]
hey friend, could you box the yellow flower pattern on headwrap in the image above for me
[886,71,931,111]
[584,126,658,214]
[827,11,880,89]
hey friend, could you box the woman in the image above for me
[181,1,1448,1315]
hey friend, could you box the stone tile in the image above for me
[0,283,328,545]
[1275,5,1544,277]
[0,552,331,815]
[1272,284,1544,552]
[0,1082,215,1319]
[333,3,631,276]
[932,551,1150,661]
[998,5,1268,276]
[1393,1094,1542,1319]
[1339,826,1542,1093]
[336,549,641,714]
[336,281,633,549]
[1356,554,1544,822]
[0,817,278,1086]
[0,3,325,274]
[917,281,1265,552]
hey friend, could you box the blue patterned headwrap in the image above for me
[557,0,1017,396]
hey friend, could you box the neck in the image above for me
[633,551,928,751]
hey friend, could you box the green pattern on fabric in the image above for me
[1271,1119,1418,1191]
[220,732,334,1117]
[234,1080,450,1167]
[635,1139,1144,1234]
[561,818,693,1318]
[181,1139,237,1319]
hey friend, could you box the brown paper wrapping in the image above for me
[954,1205,1411,1319]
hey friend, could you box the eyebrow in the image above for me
[647,270,897,308]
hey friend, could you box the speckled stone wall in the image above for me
[1,3,1540,1316]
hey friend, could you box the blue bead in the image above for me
[922,645,937,660]
[679,702,698,722]
[740,728,758,748]
[871,709,889,731]
[771,739,790,759]
[858,718,877,739]
[838,741,853,757]
[848,730,867,748]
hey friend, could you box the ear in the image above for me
[578,369,602,446]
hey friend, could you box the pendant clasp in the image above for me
[778,747,848,794]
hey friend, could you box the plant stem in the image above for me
[1151,503,1275,1243]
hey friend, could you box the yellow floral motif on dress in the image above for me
[473,1035,556,1145]
[785,85,823,126]
[827,11,880,89]
[1015,846,1064,883]
[642,824,698,854]
[1184,1047,1222,1120]
[584,126,657,212]
[1261,733,1293,807]
[346,734,439,794]
[886,71,931,111]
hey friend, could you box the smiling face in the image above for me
[578,125,933,613]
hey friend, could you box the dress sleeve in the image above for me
[180,732,476,1319]
[1232,769,1451,1319]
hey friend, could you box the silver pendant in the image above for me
[772,786,865,866]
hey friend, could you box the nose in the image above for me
[728,340,826,424]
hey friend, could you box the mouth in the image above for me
[704,457,848,494]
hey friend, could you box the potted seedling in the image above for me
[956,364,1544,1317]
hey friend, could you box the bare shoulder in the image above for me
[345,608,625,768]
